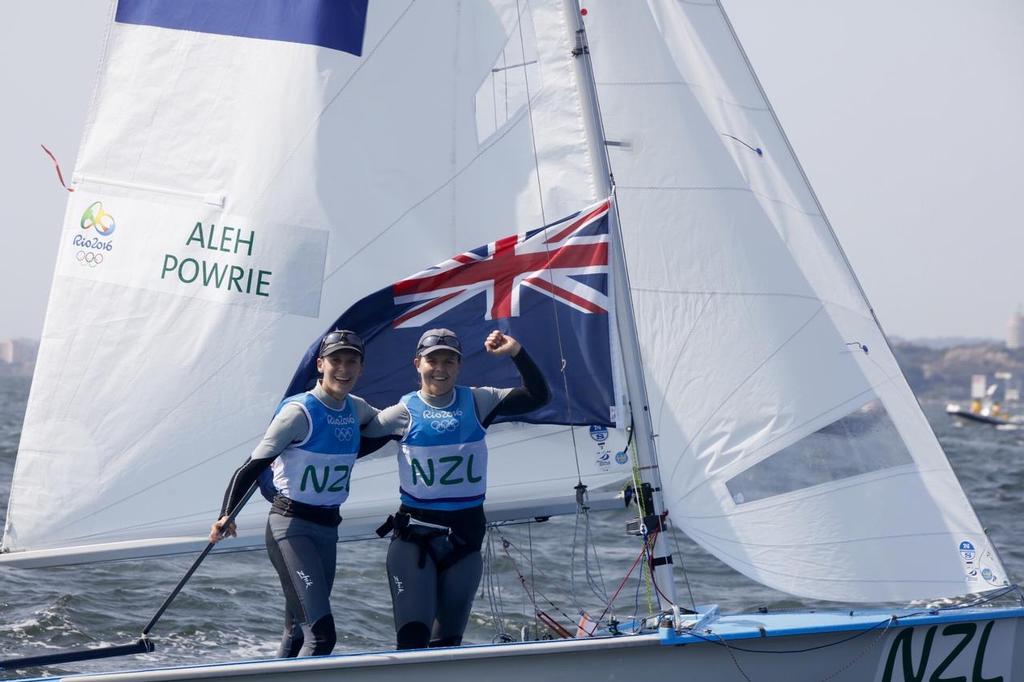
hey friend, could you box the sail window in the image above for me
[474,3,542,144]
[724,399,914,505]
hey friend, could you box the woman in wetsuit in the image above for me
[210,330,378,658]
[371,327,550,649]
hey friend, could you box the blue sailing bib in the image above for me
[398,387,488,510]
[266,392,360,507]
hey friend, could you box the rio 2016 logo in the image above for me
[81,201,116,236]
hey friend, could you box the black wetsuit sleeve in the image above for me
[481,348,551,427]
[219,456,273,517]
[357,434,398,458]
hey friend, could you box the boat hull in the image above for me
[27,607,1024,682]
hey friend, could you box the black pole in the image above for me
[0,639,154,672]
[142,483,259,635]
[0,482,259,672]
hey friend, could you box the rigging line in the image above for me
[528,520,538,635]
[667,304,826,483]
[588,531,653,630]
[817,619,895,682]
[248,0,418,216]
[570,502,582,611]
[497,530,580,628]
[668,524,698,613]
[654,291,714,433]
[688,615,895,656]
[512,0,585,486]
[514,0,546,227]
[579,508,609,605]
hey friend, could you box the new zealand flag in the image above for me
[285,199,620,427]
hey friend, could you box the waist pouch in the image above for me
[378,512,474,571]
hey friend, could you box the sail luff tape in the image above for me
[71,174,226,207]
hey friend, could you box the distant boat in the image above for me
[947,373,1022,428]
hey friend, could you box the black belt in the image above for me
[271,494,342,527]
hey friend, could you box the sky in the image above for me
[2,1,1022,341]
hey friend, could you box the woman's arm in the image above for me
[479,347,551,427]
[210,405,309,542]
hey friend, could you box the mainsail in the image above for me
[1,0,630,565]
[2,0,1005,604]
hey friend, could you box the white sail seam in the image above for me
[669,304,826,479]
[616,185,822,219]
[596,80,767,112]
[655,292,714,432]
[249,0,418,217]
[71,174,225,205]
[668,383,887,505]
[679,525,988,550]
[65,430,265,530]
[678,464,956,520]
[687,534,973,585]
[629,288,873,326]
[322,113,532,282]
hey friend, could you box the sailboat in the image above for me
[3,0,1023,680]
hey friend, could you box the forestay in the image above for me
[582,0,1006,602]
[1,0,631,566]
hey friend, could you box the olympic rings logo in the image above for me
[76,250,104,267]
[334,427,353,441]
[81,201,116,236]
[430,418,459,433]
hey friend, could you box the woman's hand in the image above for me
[485,330,521,357]
[209,515,237,544]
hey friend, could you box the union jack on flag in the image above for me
[284,198,619,427]
[392,200,611,328]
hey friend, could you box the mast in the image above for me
[564,0,677,611]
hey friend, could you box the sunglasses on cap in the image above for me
[416,334,462,353]
[319,329,364,354]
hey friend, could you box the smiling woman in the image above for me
[365,327,551,650]
[208,329,381,659]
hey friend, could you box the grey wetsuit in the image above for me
[218,383,379,658]
[367,349,549,649]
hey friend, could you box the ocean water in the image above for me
[1,375,1021,678]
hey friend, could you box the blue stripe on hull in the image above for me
[115,0,368,56]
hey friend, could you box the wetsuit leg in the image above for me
[431,549,483,647]
[386,535,438,649]
[266,513,338,657]
[266,520,304,657]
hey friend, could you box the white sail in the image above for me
[581,0,1006,602]
[1,0,631,566]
